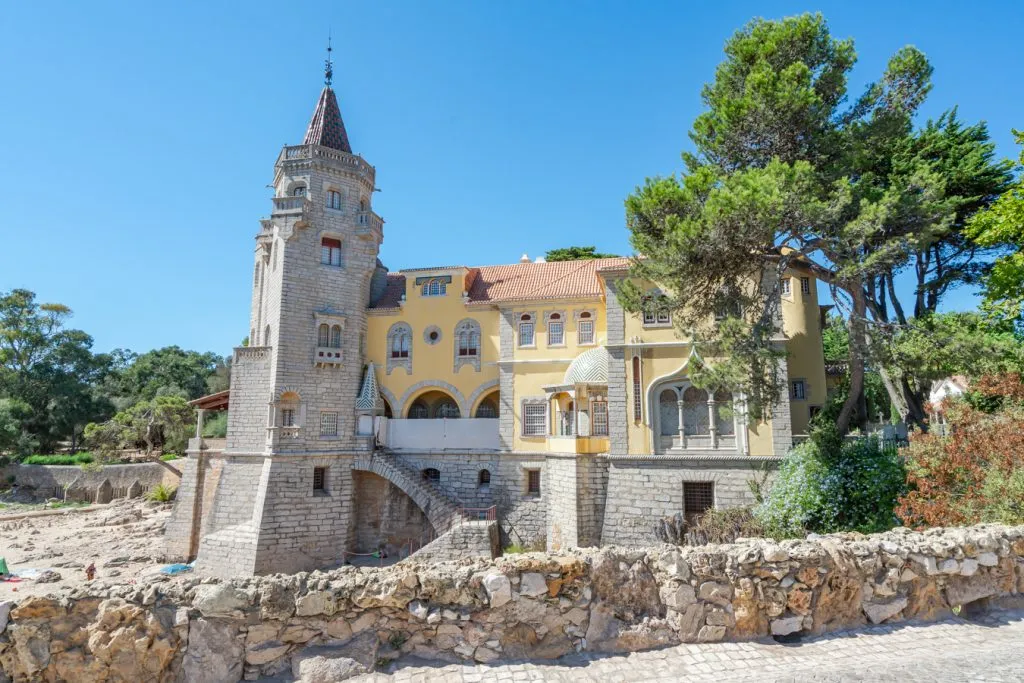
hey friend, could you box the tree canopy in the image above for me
[544,246,619,261]
[623,12,1014,432]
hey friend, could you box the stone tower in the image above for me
[229,57,384,457]
[168,56,388,577]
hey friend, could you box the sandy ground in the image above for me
[0,497,172,599]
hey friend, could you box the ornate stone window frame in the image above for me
[386,321,413,375]
[423,325,443,346]
[543,310,567,348]
[416,275,452,298]
[573,309,598,346]
[520,396,548,437]
[517,311,538,349]
[313,311,345,367]
[453,318,482,372]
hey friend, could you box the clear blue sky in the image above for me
[0,1,1019,357]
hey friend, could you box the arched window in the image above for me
[330,325,342,349]
[359,198,368,212]
[632,356,642,421]
[422,468,440,482]
[317,324,330,347]
[435,399,460,419]
[478,469,491,487]
[518,314,535,347]
[326,190,342,210]
[455,319,481,369]
[265,325,272,347]
[387,323,411,358]
[409,401,429,419]
[714,390,735,436]
[475,397,498,419]
[683,387,710,436]
[659,389,679,436]
[291,185,306,197]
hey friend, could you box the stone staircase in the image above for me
[355,450,465,535]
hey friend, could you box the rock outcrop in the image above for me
[1,524,1022,681]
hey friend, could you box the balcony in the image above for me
[355,210,384,240]
[314,346,343,367]
[277,145,376,185]
[380,418,499,452]
[271,196,309,217]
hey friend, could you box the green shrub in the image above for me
[21,452,94,466]
[757,427,906,536]
[201,412,228,438]
[160,453,181,461]
[147,483,177,503]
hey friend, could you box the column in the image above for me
[677,399,686,450]
[708,396,718,450]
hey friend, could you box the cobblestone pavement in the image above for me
[355,610,1024,682]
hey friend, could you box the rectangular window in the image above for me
[632,356,642,421]
[320,411,338,437]
[527,469,541,495]
[522,402,547,436]
[519,322,535,347]
[548,321,564,346]
[281,408,296,427]
[313,467,326,492]
[791,379,806,400]
[592,400,609,436]
[643,311,671,326]
[321,238,342,266]
[781,278,792,296]
[683,481,714,523]
[800,277,811,295]
[578,319,594,345]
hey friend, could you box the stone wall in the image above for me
[601,455,778,546]
[1,461,178,503]
[2,525,1022,682]
[412,520,500,564]
[352,471,432,553]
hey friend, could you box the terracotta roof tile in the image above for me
[467,257,631,304]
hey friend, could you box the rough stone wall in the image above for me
[252,455,357,575]
[353,471,433,553]
[393,452,547,548]
[546,455,579,551]
[601,455,778,547]
[164,455,202,560]
[1,462,176,502]
[225,348,271,454]
[413,520,500,564]
[576,456,608,547]
[3,525,1022,682]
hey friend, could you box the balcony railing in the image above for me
[356,210,384,236]
[272,196,308,216]
[278,145,376,183]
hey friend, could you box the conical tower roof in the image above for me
[356,362,382,411]
[302,86,352,153]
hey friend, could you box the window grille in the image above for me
[683,481,714,523]
[435,401,461,419]
[591,400,609,436]
[548,320,564,346]
[422,468,440,482]
[527,470,541,495]
[281,408,296,427]
[313,467,326,491]
[476,401,497,418]
[320,412,338,437]
[478,469,491,487]
[632,356,642,421]
[801,277,811,295]
[578,319,594,345]
[781,278,792,295]
[522,403,547,436]
[330,325,342,348]
[519,321,535,347]
[792,380,806,400]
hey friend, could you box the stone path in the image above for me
[355,610,1024,682]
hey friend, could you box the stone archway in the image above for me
[351,471,434,554]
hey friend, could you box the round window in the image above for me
[423,326,442,345]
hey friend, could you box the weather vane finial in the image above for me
[324,32,334,87]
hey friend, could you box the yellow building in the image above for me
[364,255,827,457]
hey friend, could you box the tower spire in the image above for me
[324,33,333,87]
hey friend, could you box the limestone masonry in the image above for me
[166,60,828,576]
[3,525,1023,681]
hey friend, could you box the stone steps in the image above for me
[357,451,466,535]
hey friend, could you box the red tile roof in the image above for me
[467,258,631,304]
[369,258,631,310]
[303,86,352,153]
